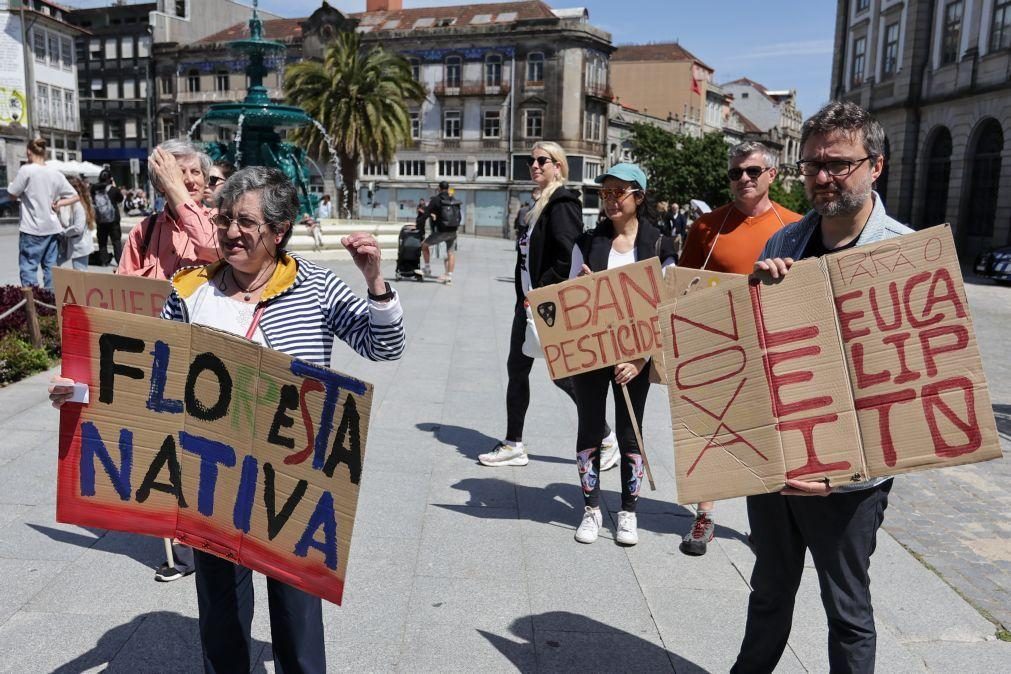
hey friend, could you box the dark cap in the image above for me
[439,181,449,190]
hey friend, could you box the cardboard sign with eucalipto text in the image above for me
[53,267,170,329]
[56,305,373,605]
[660,225,1002,504]
[526,258,663,379]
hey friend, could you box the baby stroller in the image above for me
[395,225,424,281]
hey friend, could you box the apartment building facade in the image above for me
[722,78,803,168]
[832,0,1011,257]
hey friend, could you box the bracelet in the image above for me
[367,281,395,302]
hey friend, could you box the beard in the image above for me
[808,173,874,217]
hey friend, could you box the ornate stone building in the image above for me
[831,0,1011,257]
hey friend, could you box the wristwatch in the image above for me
[367,282,395,302]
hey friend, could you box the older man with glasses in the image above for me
[677,141,803,557]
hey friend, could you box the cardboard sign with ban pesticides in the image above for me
[53,267,170,328]
[660,225,1002,504]
[526,258,664,379]
[56,305,373,605]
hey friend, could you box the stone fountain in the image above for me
[195,0,325,217]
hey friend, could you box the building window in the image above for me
[105,38,117,60]
[161,76,173,95]
[991,0,1011,51]
[123,79,136,99]
[966,120,1004,237]
[90,79,104,98]
[584,109,603,141]
[438,160,466,177]
[47,32,59,66]
[215,71,229,92]
[174,0,188,18]
[64,90,76,129]
[585,161,601,182]
[485,54,502,87]
[923,127,952,228]
[139,79,148,98]
[61,36,73,70]
[216,127,232,143]
[33,30,46,62]
[108,120,123,140]
[941,1,963,65]
[362,161,388,177]
[857,0,869,10]
[125,119,138,139]
[445,55,462,88]
[187,69,201,93]
[851,36,866,86]
[524,109,543,138]
[409,111,421,139]
[443,109,461,138]
[526,52,544,83]
[89,38,101,59]
[477,160,507,178]
[408,58,420,81]
[36,84,50,128]
[138,35,150,58]
[882,23,900,79]
[92,120,105,140]
[121,36,134,60]
[399,159,425,177]
[482,110,500,138]
[161,119,176,140]
[107,80,120,99]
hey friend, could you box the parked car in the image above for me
[974,244,1011,285]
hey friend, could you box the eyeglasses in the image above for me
[599,187,641,202]
[527,156,554,168]
[211,213,266,232]
[796,156,874,177]
[208,176,225,187]
[727,166,771,181]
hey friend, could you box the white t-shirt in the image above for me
[518,218,536,295]
[7,163,76,236]
[187,282,267,345]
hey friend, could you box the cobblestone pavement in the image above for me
[883,274,1011,631]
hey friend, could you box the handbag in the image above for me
[521,301,543,359]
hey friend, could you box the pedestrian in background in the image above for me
[91,169,124,266]
[57,177,95,271]
[317,193,333,220]
[6,138,79,288]
[420,181,461,284]
[202,159,234,208]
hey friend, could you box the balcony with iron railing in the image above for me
[433,81,511,97]
[585,84,613,101]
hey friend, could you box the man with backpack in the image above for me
[91,169,124,266]
[421,181,461,284]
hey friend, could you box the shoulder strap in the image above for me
[140,215,157,254]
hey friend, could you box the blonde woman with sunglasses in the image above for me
[479,142,618,468]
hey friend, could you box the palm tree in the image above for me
[284,31,426,216]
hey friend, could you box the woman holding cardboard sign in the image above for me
[568,163,676,546]
[479,141,620,468]
[52,166,405,673]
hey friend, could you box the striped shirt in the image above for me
[161,254,405,366]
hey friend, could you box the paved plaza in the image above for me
[0,227,1008,672]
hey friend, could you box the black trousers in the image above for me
[96,220,122,265]
[505,300,581,441]
[194,550,325,674]
[572,363,650,512]
[732,480,892,674]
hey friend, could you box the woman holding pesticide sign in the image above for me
[52,166,405,673]
[479,141,620,468]
[568,163,676,546]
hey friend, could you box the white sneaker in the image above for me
[616,511,638,546]
[478,442,529,467]
[600,437,619,471]
[575,506,603,544]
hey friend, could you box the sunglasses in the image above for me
[727,166,771,181]
[599,187,641,202]
[208,176,225,187]
[527,156,554,168]
[211,213,266,232]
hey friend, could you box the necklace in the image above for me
[220,263,275,302]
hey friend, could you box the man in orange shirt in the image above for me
[677,141,802,556]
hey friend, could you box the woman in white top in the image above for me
[569,163,676,547]
[57,177,96,270]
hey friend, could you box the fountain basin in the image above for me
[202,103,312,129]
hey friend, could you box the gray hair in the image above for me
[150,138,211,192]
[729,141,776,168]
[800,100,885,158]
[216,166,299,254]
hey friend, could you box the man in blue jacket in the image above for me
[732,101,913,674]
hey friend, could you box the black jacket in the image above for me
[575,219,673,273]
[516,187,583,301]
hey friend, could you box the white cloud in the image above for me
[724,39,835,62]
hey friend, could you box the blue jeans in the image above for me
[19,232,60,289]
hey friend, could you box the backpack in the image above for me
[93,188,116,224]
[438,196,461,230]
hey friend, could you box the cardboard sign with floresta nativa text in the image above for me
[56,305,373,605]
[660,225,1002,504]
[526,258,663,379]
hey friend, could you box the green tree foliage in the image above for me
[284,32,425,215]
[628,124,730,207]
[768,177,812,215]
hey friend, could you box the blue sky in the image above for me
[64,0,837,117]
